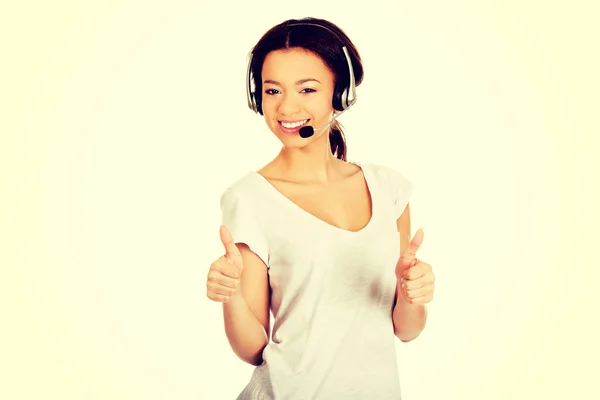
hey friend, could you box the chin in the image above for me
[274,134,309,149]
[269,125,305,144]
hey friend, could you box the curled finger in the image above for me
[207,281,236,297]
[207,269,238,289]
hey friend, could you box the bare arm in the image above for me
[222,243,271,366]
[392,203,428,342]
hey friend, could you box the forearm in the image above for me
[222,293,269,366]
[392,280,428,342]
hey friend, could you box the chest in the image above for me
[266,221,401,313]
[269,172,372,233]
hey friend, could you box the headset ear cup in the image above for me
[255,92,263,115]
[333,88,349,111]
[249,85,261,114]
[332,86,346,111]
[332,93,340,111]
[340,88,349,110]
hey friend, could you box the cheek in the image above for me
[260,95,274,113]
[312,90,333,106]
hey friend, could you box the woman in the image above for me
[206,17,436,400]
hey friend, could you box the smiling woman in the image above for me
[260,50,337,136]
[246,19,362,155]
[204,17,434,400]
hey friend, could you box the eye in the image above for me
[302,88,316,93]
[264,89,279,95]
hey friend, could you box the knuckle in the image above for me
[207,292,218,301]
[215,275,226,285]
[214,257,228,268]
[215,293,226,301]
[218,285,229,296]
[210,260,221,270]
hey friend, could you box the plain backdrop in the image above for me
[1,1,598,399]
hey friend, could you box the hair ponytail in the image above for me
[329,120,347,161]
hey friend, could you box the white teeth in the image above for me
[281,119,308,128]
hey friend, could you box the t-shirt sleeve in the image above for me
[384,166,416,220]
[219,187,270,267]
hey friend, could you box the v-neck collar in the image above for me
[249,162,377,235]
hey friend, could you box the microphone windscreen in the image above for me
[299,126,314,138]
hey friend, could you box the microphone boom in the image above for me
[297,104,353,138]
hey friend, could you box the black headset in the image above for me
[246,22,357,115]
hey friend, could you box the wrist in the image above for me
[224,288,246,308]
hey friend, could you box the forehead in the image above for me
[262,48,333,83]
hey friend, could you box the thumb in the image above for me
[399,228,424,269]
[219,225,243,267]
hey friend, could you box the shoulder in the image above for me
[219,171,262,207]
[357,161,416,219]
[218,171,271,267]
[357,162,415,191]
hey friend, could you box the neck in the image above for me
[276,130,340,184]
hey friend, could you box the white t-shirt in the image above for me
[220,162,415,400]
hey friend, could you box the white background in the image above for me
[2,1,598,399]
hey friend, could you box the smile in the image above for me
[279,119,309,129]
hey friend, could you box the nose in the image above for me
[277,92,301,115]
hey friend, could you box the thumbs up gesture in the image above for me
[395,228,435,305]
[206,225,244,303]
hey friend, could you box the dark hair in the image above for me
[249,17,364,161]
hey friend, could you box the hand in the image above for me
[395,228,435,305]
[206,225,244,303]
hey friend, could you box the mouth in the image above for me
[278,119,310,134]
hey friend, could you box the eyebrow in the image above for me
[263,78,321,85]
